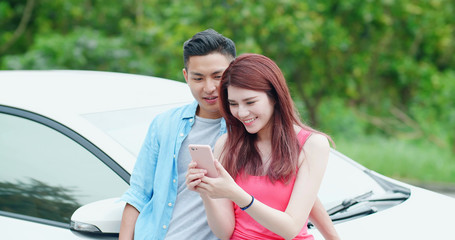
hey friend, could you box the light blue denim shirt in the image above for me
[121,101,226,240]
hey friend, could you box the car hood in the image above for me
[311,185,455,239]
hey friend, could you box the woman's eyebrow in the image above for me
[228,96,258,102]
[243,96,258,101]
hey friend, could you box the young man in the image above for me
[119,29,236,240]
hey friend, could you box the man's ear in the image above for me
[183,68,189,83]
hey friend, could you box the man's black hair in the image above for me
[183,29,236,69]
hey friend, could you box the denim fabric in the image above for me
[121,101,226,240]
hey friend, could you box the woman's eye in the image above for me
[229,102,238,106]
[246,101,255,105]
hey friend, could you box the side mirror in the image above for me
[70,197,125,234]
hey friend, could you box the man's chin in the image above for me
[197,105,222,119]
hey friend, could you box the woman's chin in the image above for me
[244,126,259,134]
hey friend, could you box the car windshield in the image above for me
[318,150,387,206]
[83,102,189,156]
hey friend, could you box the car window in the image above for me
[0,113,129,224]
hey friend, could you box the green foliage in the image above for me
[335,134,455,183]
[3,28,134,71]
[1,0,454,180]
[313,97,368,139]
[410,69,455,151]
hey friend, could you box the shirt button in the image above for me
[168,202,173,207]
[180,133,184,137]
[173,179,176,183]
[173,155,176,159]
[163,225,167,229]
[189,119,193,123]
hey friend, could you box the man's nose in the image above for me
[203,79,217,93]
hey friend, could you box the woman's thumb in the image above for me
[214,159,228,176]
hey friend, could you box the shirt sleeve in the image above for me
[121,118,160,212]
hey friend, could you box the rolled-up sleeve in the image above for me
[121,118,160,212]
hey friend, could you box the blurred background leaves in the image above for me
[1,0,454,183]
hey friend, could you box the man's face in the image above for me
[183,53,231,119]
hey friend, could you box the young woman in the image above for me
[186,53,339,240]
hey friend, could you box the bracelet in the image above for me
[240,195,255,211]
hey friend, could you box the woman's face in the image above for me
[227,86,275,136]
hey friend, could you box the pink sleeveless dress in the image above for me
[230,129,314,240]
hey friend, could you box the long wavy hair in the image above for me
[219,53,328,183]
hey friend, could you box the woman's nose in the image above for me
[238,105,249,118]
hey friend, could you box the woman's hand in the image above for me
[186,161,207,192]
[186,160,236,239]
[194,160,240,200]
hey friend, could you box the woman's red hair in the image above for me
[219,53,328,182]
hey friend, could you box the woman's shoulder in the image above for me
[296,127,329,166]
[293,125,328,147]
[305,133,329,149]
[293,125,313,146]
[302,133,330,165]
[296,133,329,167]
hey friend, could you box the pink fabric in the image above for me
[230,129,314,240]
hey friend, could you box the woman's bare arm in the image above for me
[196,133,330,240]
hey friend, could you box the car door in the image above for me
[0,106,129,239]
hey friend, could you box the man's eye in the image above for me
[193,78,202,81]
[246,101,255,105]
[214,75,222,79]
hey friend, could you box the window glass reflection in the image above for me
[0,113,128,223]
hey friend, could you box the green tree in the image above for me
[1,0,454,152]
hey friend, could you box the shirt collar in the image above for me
[182,100,199,119]
[182,101,226,132]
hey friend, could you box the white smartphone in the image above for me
[188,144,218,178]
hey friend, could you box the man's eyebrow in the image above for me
[190,71,204,76]
[190,69,225,76]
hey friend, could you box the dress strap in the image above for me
[297,128,312,150]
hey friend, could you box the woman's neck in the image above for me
[255,137,272,172]
[256,123,273,142]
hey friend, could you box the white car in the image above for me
[0,70,454,240]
